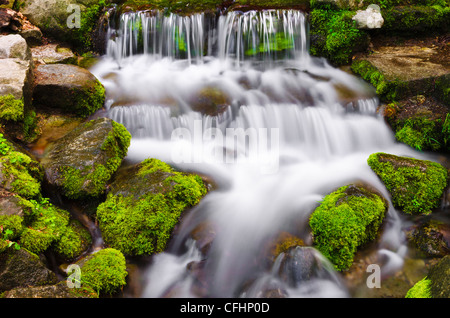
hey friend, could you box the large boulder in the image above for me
[19,0,111,51]
[0,248,58,293]
[32,64,105,117]
[367,153,448,215]
[41,117,131,200]
[96,158,208,256]
[309,184,388,271]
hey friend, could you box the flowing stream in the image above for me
[91,9,436,298]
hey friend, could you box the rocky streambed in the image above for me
[0,0,449,299]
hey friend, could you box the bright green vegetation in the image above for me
[309,184,387,271]
[119,0,224,14]
[0,133,42,199]
[394,113,449,152]
[310,7,369,66]
[96,158,208,256]
[0,196,92,260]
[405,277,432,298]
[367,152,448,215]
[381,5,450,33]
[350,59,407,102]
[71,0,109,51]
[0,95,24,122]
[71,80,105,118]
[79,248,127,295]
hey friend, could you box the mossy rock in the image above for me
[383,96,450,152]
[367,152,448,215]
[77,248,127,296]
[405,276,432,298]
[32,64,105,118]
[309,8,369,66]
[96,158,208,256]
[41,117,131,200]
[0,133,43,199]
[406,219,450,258]
[0,247,58,293]
[52,219,92,262]
[309,184,388,271]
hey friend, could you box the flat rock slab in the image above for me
[352,39,450,102]
[363,45,449,82]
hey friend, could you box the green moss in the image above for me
[70,80,106,117]
[58,120,131,200]
[309,184,387,271]
[0,95,24,122]
[0,150,42,199]
[382,5,450,33]
[310,9,369,66]
[80,248,127,295]
[53,219,92,261]
[96,158,208,256]
[405,277,432,298]
[351,59,408,102]
[19,199,71,255]
[367,152,448,215]
[0,215,24,241]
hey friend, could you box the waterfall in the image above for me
[91,8,425,298]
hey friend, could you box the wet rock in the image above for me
[0,248,58,292]
[40,117,131,200]
[367,152,448,215]
[96,158,208,256]
[352,4,384,29]
[264,231,305,264]
[428,255,450,298]
[407,219,450,258]
[189,86,231,117]
[0,7,22,32]
[32,64,105,117]
[2,281,98,298]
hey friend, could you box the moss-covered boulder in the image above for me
[76,248,127,296]
[52,219,92,261]
[367,152,448,215]
[0,133,43,199]
[96,158,208,256]
[19,0,111,52]
[32,64,105,117]
[41,117,131,200]
[0,247,58,293]
[309,184,388,271]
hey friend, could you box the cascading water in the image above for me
[91,8,434,298]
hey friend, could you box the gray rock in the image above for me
[0,34,31,60]
[2,282,98,298]
[0,58,33,103]
[31,44,77,65]
[32,63,105,116]
[0,248,58,292]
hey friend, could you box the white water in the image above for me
[92,9,432,298]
